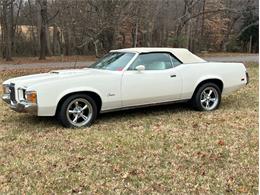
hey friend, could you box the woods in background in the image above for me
[0,0,259,61]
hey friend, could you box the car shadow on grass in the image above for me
[14,102,191,130]
[14,96,247,131]
[97,102,191,122]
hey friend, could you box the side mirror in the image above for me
[135,65,145,71]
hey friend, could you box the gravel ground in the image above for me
[204,54,258,63]
[0,61,93,71]
[0,54,258,71]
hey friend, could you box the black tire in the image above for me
[191,82,221,111]
[57,94,97,128]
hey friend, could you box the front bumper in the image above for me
[2,94,38,115]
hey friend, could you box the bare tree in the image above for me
[0,0,258,58]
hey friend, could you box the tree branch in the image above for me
[236,21,259,39]
[47,10,59,23]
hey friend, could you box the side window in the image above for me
[170,55,182,67]
[128,53,173,70]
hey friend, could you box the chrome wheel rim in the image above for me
[66,98,93,127]
[200,87,219,111]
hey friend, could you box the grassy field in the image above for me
[0,63,258,194]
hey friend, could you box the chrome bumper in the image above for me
[2,94,37,115]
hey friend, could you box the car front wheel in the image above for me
[57,94,97,128]
[192,83,221,111]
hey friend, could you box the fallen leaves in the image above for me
[218,140,225,146]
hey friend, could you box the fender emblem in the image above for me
[107,93,115,97]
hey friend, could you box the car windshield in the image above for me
[89,52,135,71]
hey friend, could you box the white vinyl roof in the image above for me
[110,47,206,64]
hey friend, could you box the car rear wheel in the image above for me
[192,83,221,111]
[57,94,97,128]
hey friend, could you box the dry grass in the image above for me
[0,55,96,65]
[0,63,258,194]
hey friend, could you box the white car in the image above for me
[2,48,248,127]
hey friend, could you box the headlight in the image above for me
[2,84,10,94]
[18,88,26,101]
[25,91,37,103]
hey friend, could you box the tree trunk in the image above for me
[52,25,59,55]
[3,0,14,61]
[2,1,7,59]
[6,5,13,61]
[64,28,72,56]
[199,0,206,51]
[28,0,37,56]
[39,0,48,60]
[133,17,138,47]
[93,40,99,57]
[249,35,252,53]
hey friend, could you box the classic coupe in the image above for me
[2,48,248,127]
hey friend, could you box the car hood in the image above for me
[3,68,115,88]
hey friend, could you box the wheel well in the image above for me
[55,91,102,115]
[193,79,224,97]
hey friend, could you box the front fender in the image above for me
[56,87,103,106]
[37,86,103,116]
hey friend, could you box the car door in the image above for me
[121,52,182,107]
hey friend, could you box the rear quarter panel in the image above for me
[175,62,247,99]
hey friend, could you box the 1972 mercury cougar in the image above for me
[2,48,248,127]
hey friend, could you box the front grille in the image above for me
[9,83,16,103]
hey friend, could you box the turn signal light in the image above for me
[25,91,37,103]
